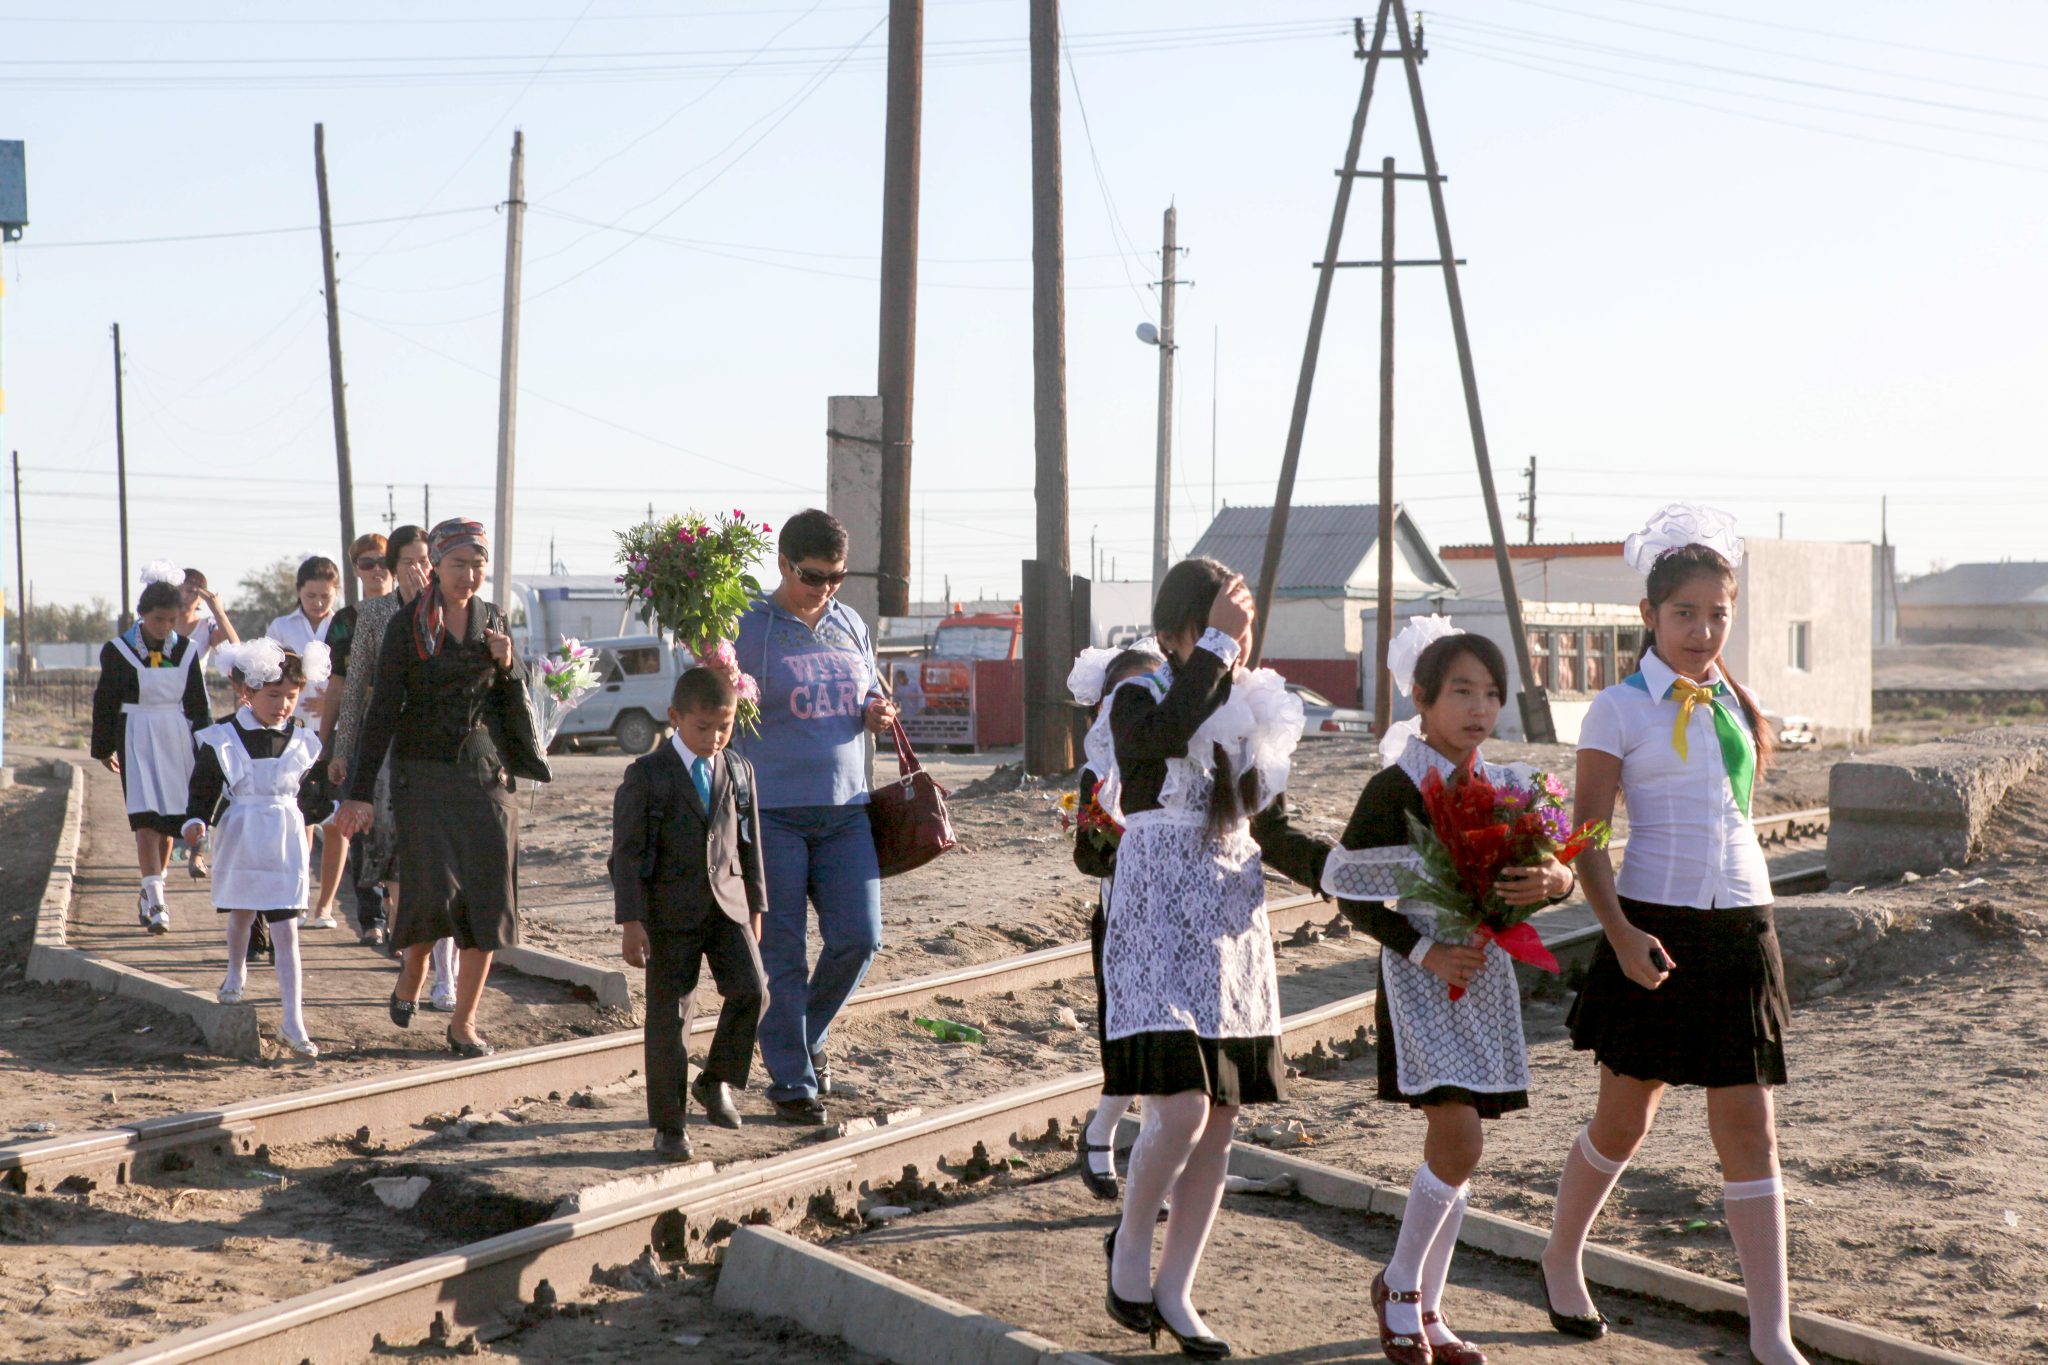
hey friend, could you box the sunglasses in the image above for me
[356,557,387,571]
[791,564,849,589]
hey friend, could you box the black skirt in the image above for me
[391,758,521,953]
[1374,985,1529,1119]
[1101,1029,1287,1106]
[1568,898,1790,1088]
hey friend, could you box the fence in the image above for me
[8,670,240,723]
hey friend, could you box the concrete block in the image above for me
[496,944,632,1010]
[716,1225,1108,1365]
[1827,726,2048,882]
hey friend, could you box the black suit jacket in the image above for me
[610,742,766,929]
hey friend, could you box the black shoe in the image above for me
[1151,1305,1232,1359]
[773,1097,829,1126]
[188,854,209,880]
[1543,1285,1609,1340]
[447,1026,494,1059]
[359,924,386,948]
[1077,1139,1120,1200]
[811,1048,833,1096]
[1103,1228,1154,1335]
[388,993,416,1029]
[692,1075,742,1129]
[653,1128,694,1163]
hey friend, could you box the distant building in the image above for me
[1895,562,2048,641]
[1186,503,1458,705]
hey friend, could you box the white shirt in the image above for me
[268,608,335,710]
[1577,649,1772,909]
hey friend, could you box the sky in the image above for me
[2,0,2045,614]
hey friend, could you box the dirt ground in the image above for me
[1875,641,2048,691]
[1,731,2039,1362]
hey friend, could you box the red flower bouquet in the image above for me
[1395,758,1611,999]
[1057,780,1123,858]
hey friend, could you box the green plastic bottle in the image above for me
[912,1015,985,1046]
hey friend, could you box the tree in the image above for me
[3,597,117,643]
[234,559,302,630]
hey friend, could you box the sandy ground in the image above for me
[1875,642,2048,691]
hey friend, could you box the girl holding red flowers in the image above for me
[1540,506,1807,1364]
[1255,624,1573,1365]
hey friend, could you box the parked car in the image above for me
[553,634,688,755]
[1770,713,1819,747]
[1288,682,1373,739]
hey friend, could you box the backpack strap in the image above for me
[724,750,754,820]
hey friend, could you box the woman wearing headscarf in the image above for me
[333,519,549,1057]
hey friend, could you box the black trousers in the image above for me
[347,835,387,929]
[645,905,768,1133]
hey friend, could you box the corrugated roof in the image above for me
[1897,562,2048,608]
[1184,503,1457,598]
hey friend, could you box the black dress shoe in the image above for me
[1103,1228,1153,1335]
[692,1075,742,1129]
[1544,1286,1609,1339]
[388,993,416,1029]
[1077,1140,1120,1200]
[1152,1306,1232,1359]
[811,1048,833,1096]
[773,1097,828,1126]
[653,1128,694,1163]
[446,1026,495,1059]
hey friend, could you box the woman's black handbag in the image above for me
[868,719,956,878]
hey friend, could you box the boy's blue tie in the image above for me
[691,755,712,809]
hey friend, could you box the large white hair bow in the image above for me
[1622,503,1745,574]
[215,637,331,690]
[1378,613,1458,765]
[139,560,182,587]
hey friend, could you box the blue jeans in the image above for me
[758,804,882,1103]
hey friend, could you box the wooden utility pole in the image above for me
[313,124,359,604]
[1150,205,1178,591]
[11,450,26,686]
[1390,0,1551,740]
[876,0,922,618]
[492,130,526,611]
[1518,456,1538,543]
[1373,158,1397,739]
[1251,9,1388,664]
[1024,0,1073,776]
[110,323,131,630]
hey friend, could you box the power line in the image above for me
[1585,0,2048,74]
[15,204,494,250]
[1061,35,1157,321]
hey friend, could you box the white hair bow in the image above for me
[1622,503,1745,574]
[139,560,182,588]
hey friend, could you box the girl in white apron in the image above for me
[1255,620,1574,1365]
[183,638,331,1060]
[270,555,343,930]
[90,568,213,934]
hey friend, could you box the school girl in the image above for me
[270,555,343,929]
[1539,504,1805,1365]
[1101,558,1303,1359]
[1065,642,1167,1200]
[91,564,213,934]
[161,565,237,880]
[182,638,331,1060]
[1255,620,1574,1365]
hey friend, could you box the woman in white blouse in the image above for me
[1540,509,1807,1365]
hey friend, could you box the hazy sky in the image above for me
[4,0,2044,612]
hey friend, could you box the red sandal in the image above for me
[1370,1269,1432,1365]
[1421,1312,1485,1365]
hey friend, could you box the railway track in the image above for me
[1,807,1830,1197]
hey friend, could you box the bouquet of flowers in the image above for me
[527,635,600,744]
[1396,760,1611,999]
[1056,779,1124,858]
[616,509,774,732]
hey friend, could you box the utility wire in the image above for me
[1062,35,1157,322]
[17,204,493,249]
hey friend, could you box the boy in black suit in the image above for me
[612,667,769,1161]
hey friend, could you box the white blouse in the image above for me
[267,607,336,712]
[1577,650,1772,910]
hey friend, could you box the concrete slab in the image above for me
[1827,726,2048,881]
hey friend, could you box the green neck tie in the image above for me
[1667,677,1754,816]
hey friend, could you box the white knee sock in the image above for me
[1542,1126,1631,1317]
[1111,1092,1209,1304]
[1385,1164,1463,1337]
[141,873,167,911]
[1419,1179,1471,1347]
[223,911,255,993]
[1085,1096,1134,1177]
[1152,1105,1237,1341]
[429,937,457,996]
[270,917,309,1045]
[1725,1175,1807,1365]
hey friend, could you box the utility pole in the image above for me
[1210,325,1219,521]
[11,450,26,686]
[313,124,359,604]
[384,485,396,530]
[1150,205,1179,590]
[423,484,431,526]
[1373,158,1397,740]
[1778,511,1785,539]
[492,130,526,611]
[1024,0,1073,776]
[111,323,131,630]
[1518,456,1537,544]
[876,0,922,618]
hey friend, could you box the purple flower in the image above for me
[1539,805,1572,844]
[641,587,654,599]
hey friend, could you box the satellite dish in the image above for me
[1135,322,1160,346]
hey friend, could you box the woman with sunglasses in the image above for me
[732,509,897,1125]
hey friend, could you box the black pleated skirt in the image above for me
[1568,898,1790,1088]
[1101,1029,1287,1106]
[391,759,521,953]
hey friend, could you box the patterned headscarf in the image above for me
[413,518,491,658]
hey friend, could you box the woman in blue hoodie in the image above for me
[733,509,897,1125]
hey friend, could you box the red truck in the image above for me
[892,607,1024,749]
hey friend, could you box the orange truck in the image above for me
[892,607,1024,749]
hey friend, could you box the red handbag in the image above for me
[868,719,957,878]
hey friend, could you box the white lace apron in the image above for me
[200,723,321,911]
[1320,736,1532,1097]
